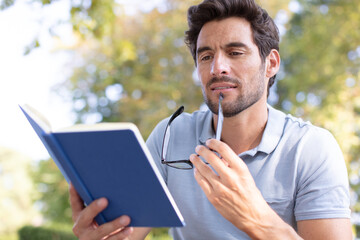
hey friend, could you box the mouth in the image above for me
[210,83,237,91]
[213,86,236,90]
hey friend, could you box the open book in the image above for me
[20,104,185,227]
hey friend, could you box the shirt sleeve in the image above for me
[294,127,351,221]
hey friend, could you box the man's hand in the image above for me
[190,139,300,239]
[69,183,133,240]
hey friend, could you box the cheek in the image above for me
[234,60,262,78]
[197,67,209,84]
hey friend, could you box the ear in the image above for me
[265,49,280,79]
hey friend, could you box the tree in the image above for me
[31,159,72,224]
[277,0,360,213]
[0,147,41,236]
[57,0,292,138]
[58,0,203,139]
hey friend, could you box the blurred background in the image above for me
[0,0,359,239]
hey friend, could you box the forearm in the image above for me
[241,210,302,240]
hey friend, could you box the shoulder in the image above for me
[147,108,211,140]
[279,108,336,146]
[281,112,348,193]
[172,109,211,127]
[287,115,337,149]
[269,106,344,171]
[264,106,337,155]
[274,111,351,220]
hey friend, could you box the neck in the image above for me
[213,99,268,155]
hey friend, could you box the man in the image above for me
[70,0,352,239]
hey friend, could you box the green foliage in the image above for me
[145,228,172,240]
[69,0,117,39]
[258,0,291,17]
[0,147,40,235]
[31,159,71,223]
[24,39,40,55]
[0,0,14,10]
[18,225,76,240]
[0,233,17,240]
[277,0,360,213]
[56,0,203,139]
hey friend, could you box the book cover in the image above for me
[20,104,185,227]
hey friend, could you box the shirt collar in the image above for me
[198,105,286,156]
[199,110,215,145]
[254,104,286,155]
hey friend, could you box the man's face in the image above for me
[196,17,267,117]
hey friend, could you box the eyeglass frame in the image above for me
[160,106,195,169]
[161,96,223,170]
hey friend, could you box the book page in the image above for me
[21,104,52,133]
[56,122,138,133]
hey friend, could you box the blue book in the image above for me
[20,104,185,227]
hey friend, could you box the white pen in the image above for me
[216,92,224,141]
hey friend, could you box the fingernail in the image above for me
[195,145,201,152]
[119,216,129,225]
[97,198,106,206]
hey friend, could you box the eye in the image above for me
[200,55,212,62]
[229,51,243,56]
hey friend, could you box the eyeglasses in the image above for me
[161,105,193,169]
[161,93,224,170]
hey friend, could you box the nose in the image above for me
[210,53,230,77]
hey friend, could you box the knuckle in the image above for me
[218,143,227,153]
[120,228,133,239]
[216,187,227,197]
[96,224,110,236]
[98,219,124,237]
[72,211,80,223]
[229,184,240,193]
[113,232,128,240]
[72,224,80,237]
[196,145,205,154]
[210,195,222,206]
[105,228,131,240]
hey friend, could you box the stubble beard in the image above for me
[203,66,266,118]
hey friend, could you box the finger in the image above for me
[69,183,85,222]
[206,139,246,170]
[190,154,214,195]
[194,168,213,196]
[195,144,230,178]
[76,197,109,230]
[190,152,218,180]
[94,216,132,240]
[105,227,133,240]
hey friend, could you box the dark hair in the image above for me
[185,0,279,94]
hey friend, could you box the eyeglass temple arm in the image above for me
[161,106,185,162]
[168,106,184,124]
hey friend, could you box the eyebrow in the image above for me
[225,42,250,50]
[196,46,212,57]
[196,42,251,57]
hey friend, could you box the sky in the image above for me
[0,0,167,161]
[0,1,74,161]
[0,0,287,162]
[0,0,309,162]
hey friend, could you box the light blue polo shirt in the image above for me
[146,105,351,239]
